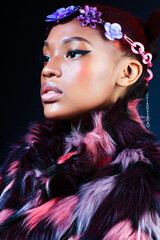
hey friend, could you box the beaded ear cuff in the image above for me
[46,5,153,84]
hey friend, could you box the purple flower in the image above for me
[77,5,102,29]
[104,22,123,41]
[45,6,78,22]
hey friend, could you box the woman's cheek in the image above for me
[77,60,95,85]
[79,63,92,80]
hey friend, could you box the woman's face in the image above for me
[41,18,123,120]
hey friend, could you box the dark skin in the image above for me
[41,18,143,129]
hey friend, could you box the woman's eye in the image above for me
[40,55,51,65]
[66,50,91,59]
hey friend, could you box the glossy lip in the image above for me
[41,82,63,95]
[41,82,63,103]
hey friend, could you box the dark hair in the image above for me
[45,5,160,102]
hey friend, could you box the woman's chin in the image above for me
[43,109,71,121]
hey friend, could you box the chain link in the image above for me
[146,92,150,130]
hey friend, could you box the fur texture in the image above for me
[0,99,160,239]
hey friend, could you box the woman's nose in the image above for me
[42,57,62,79]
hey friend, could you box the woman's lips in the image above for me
[41,92,62,102]
[41,82,63,103]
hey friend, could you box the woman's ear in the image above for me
[116,58,143,87]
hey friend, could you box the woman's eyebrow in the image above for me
[43,37,92,47]
[62,37,93,45]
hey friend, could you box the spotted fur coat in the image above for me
[0,99,160,240]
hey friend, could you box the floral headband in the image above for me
[45,5,153,84]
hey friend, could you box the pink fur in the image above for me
[19,190,43,215]
[112,148,150,171]
[103,220,150,240]
[0,180,14,200]
[24,198,59,231]
[46,195,79,239]
[64,112,115,167]
[0,209,15,224]
[48,195,78,224]
[57,151,78,164]
[24,195,78,238]
[68,236,80,240]
[25,131,39,145]
[75,176,116,235]
[1,99,160,239]
[7,161,19,177]
[84,112,115,165]
[85,112,115,154]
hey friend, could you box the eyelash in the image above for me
[39,55,51,66]
[66,50,91,59]
[40,50,91,65]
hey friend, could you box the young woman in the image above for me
[0,4,160,239]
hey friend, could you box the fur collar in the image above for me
[0,99,160,239]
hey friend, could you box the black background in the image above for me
[1,0,160,162]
